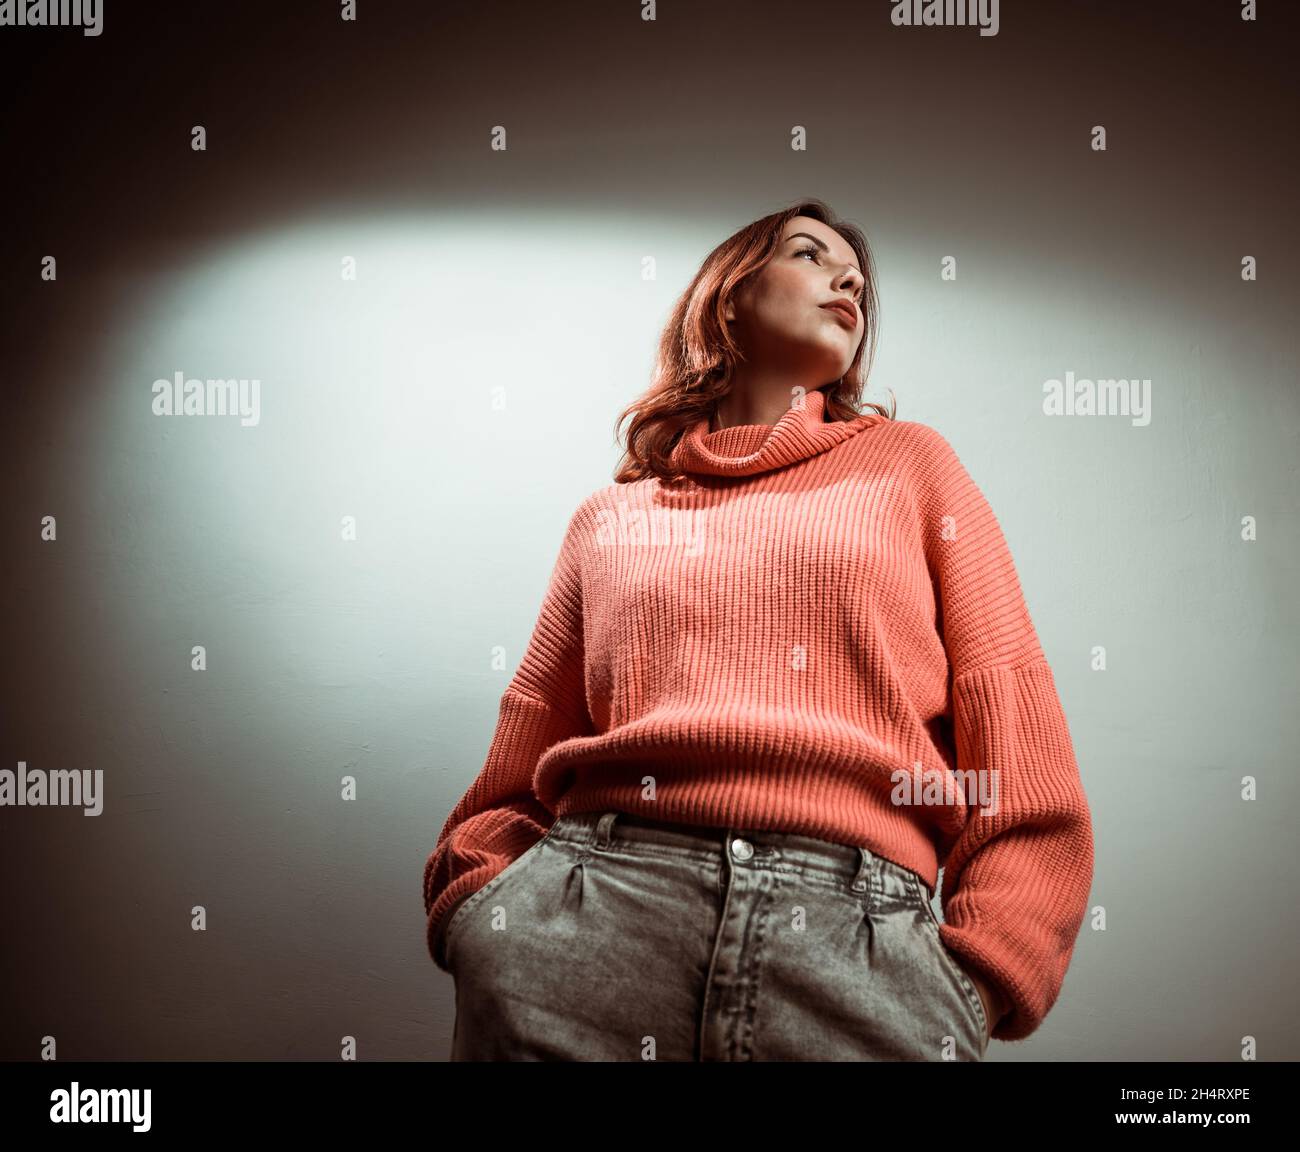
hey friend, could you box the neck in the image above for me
[672,385,871,479]
[712,385,832,432]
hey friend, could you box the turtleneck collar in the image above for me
[669,387,875,478]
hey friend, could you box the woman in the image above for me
[423,198,1094,1061]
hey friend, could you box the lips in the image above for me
[820,301,858,326]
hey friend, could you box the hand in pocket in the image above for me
[434,891,476,971]
[955,960,1005,1041]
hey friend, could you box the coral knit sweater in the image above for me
[423,386,1094,1042]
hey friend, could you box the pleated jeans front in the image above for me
[443,809,989,1062]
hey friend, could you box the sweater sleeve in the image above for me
[422,506,592,972]
[911,423,1095,1041]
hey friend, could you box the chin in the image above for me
[809,342,852,376]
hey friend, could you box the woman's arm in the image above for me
[423,506,592,972]
[912,423,1096,1042]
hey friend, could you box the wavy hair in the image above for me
[612,198,894,485]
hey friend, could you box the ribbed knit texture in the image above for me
[423,387,1094,1042]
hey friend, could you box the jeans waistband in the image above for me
[548,809,903,894]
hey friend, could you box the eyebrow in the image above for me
[786,232,861,277]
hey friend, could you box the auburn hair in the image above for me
[612,198,895,485]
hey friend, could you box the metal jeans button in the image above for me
[730,837,754,861]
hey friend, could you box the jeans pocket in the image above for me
[443,832,551,969]
[905,871,988,1052]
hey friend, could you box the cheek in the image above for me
[774,266,817,305]
[756,272,815,327]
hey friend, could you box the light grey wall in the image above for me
[3,1,1297,1060]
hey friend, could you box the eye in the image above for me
[795,243,864,305]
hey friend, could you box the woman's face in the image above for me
[724,215,865,384]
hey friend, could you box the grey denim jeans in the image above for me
[441,809,989,1061]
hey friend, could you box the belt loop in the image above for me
[849,847,872,894]
[594,811,619,850]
